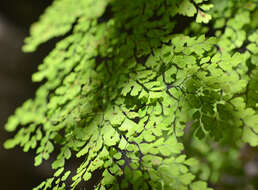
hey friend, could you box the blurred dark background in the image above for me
[0,0,54,189]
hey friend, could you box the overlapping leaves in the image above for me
[4,0,258,190]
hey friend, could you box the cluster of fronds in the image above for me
[4,0,258,189]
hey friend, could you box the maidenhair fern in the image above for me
[4,0,258,189]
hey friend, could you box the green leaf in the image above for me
[34,154,43,167]
[102,125,120,146]
[178,0,197,17]
[52,158,65,169]
[83,172,92,181]
[190,181,212,190]
[61,171,71,181]
[3,139,17,149]
[54,167,64,177]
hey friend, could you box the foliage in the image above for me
[3,0,258,189]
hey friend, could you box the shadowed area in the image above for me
[0,1,54,189]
